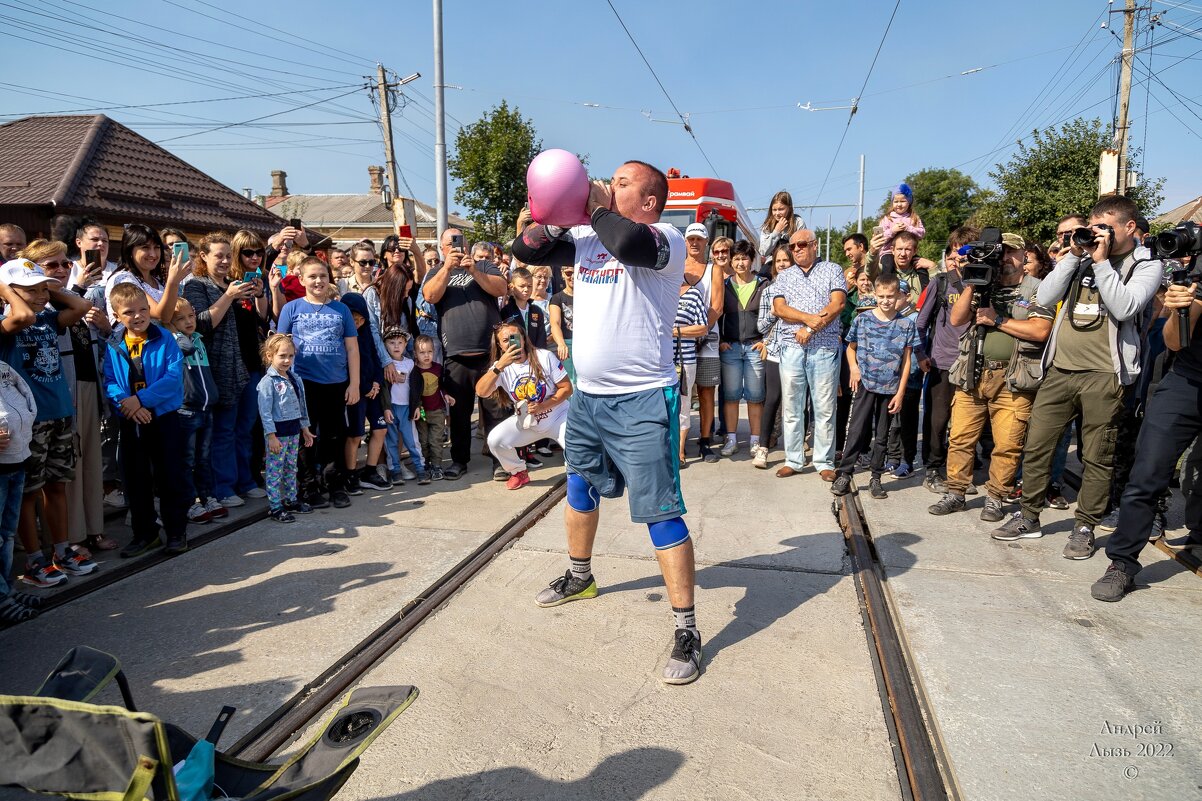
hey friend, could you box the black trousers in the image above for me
[300,379,348,494]
[443,353,510,467]
[1109,387,1140,510]
[120,411,189,541]
[922,367,955,476]
[760,360,783,443]
[837,388,892,477]
[886,387,920,466]
[1106,371,1202,573]
[836,346,852,451]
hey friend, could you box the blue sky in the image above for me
[2,0,1200,228]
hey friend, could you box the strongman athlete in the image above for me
[512,160,701,684]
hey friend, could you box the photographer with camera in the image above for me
[993,196,1163,557]
[1092,228,1202,601]
[928,231,1053,520]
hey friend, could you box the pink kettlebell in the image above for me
[527,149,591,227]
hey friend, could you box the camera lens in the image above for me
[1072,227,1096,249]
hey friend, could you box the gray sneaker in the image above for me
[534,570,599,607]
[965,484,979,495]
[869,477,888,499]
[1063,525,1096,560]
[830,474,853,496]
[662,628,702,685]
[1098,509,1120,532]
[980,496,1005,523]
[923,473,947,494]
[1091,561,1135,602]
[400,464,418,482]
[991,512,1042,541]
[927,492,965,516]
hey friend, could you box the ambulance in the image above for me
[662,168,759,246]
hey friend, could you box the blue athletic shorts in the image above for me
[565,385,686,524]
[346,396,389,434]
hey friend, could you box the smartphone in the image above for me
[451,233,465,252]
[172,241,190,264]
[242,269,262,283]
[398,224,413,239]
[289,218,302,230]
[506,333,521,351]
[84,249,102,271]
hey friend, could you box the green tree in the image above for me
[972,117,1164,246]
[448,101,541,243]
[878,168,983,262]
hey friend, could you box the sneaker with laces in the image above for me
[164,534,187,555]
[662,628,703,685]
[1091,561,1135,602]
[21,556,67,588]
[103,489,126,508]
[244,487,268,499]
[344,473,363,496]
[204,497,229,519]
[285,499,314,514]
[1149,514,1167,542]
[400,464,418,482]
[534,570,599,607]
[429,465,445,481]
[891,462,911,479]
[991,512,1042,541]
[869,477,888,499]
[120,535,163,559]
[219,495,245,508]
[883,461,898,474]
[752,445,769,470]
[331,489,351,508]
[923,473,947,494]
[358,467,392,491]
[1063,525,1096,560]
[187,502,212,524]
[524,452,544,468]
[506,470,531,490]
[720,438,737,458]
[1005,481,1022,503]
[54,545,98,576]
[417,470,431,485]
[980,496,1005,523]
[1047,486,1069,510]
[830,474,853,496]
[1098,509,1120,532]
[928,493,966,516]
[269,507,296,523]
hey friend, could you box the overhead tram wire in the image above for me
[811,0,902,208]
[155,86,368,144]
[604,0,721,177]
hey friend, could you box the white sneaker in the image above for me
[243,487,267,499]
[219,495,245,508]
[187,502,211,523]
[720,437,737,458]
[103,489,126,508]
[752,445,768,470]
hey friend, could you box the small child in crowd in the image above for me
[168,298,226,524]
[499,267,548,349]
[831,273,917,500]
[103,282,191,555]
[339,293,392,493]
[410,334,450,481]
[257,333,314,523]
[0,261,96,587]
[877,182,925,255]
[383,328,427,484]
[0,357,41,622]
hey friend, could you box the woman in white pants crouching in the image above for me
[475,321,572,490]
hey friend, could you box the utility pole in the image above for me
[374,65,421,235]
[432,0,448,236]
[1115,0,1136,195]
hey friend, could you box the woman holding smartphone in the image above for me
[104,223,190,322]
[183,232,268,507]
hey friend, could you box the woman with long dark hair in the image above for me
[366,234,420,384]
[105,224,190,322]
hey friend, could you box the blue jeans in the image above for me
[386,404,425,473]
[0,469,26,598]
[778,345,839,471]
[719,342,766,403]
[178,409,214,503]
[212,373,262,498]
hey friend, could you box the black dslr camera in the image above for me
[1147,221,1202,261]
[962,227,1004,287]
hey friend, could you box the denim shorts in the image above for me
[565,386,686,524]
[720,342,766,403]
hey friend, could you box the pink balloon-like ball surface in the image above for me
[527,149,591,227]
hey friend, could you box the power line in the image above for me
[811,0,903,206]
[156,87,367,143]
[0,82,366,117]
[603,0,720,176]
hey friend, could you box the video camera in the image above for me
[1146,221,1202,261]
[960,227,1004,287]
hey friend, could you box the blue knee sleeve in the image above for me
[648,517,690,550]
[566,473,600,513]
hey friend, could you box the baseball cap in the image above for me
[684,223,708,239]
[1001,233,1025,251]
[0,259,61,288]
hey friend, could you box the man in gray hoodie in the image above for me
[992,195,1162,559]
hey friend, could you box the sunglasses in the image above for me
[41,260,72,269]
[241,248,265,258]
[562,270,574,277]
[355,259,378,267]
[711,249,730,256]
[790,241,815,249]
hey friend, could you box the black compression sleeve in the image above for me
[590,208,671,270]
[512,225,576,267]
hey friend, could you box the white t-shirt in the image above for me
[104,270,165,322]
[566,222,686,394]
[497,349,569,424]
[389,356,414,406]
[695,262,719,358]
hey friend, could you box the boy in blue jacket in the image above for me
[103,283,189,556]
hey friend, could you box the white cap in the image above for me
[0,259,61,288]
[684,222,708,239]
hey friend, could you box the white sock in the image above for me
[749,435,760,447]
[725,434,737,445]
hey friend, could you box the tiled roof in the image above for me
[0,114,284,235]
[264,193,472,229]
[1153,194,1202,226]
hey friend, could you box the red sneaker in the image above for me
[506,470,531,490]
